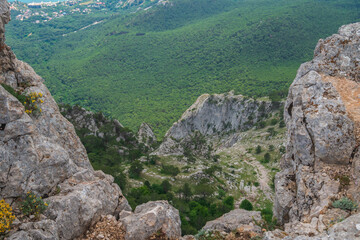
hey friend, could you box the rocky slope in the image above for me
[60,104,145,153]
[60,104,129,141]
[155,92,274,156]
[0,0,180,239]
[273,22,360,238]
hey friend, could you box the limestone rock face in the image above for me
[137,122,157,149]
[0,1,130,239]
[274,22,360,235]
[120,201,181,240]
[155,92,273,156]
[265,212,360,240]
[202,209,261,233]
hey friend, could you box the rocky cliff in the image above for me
[137,122,157,150]
[155,92,274,156]
[0,1,180,239]
[0,1,132,238]
[273,22,360,238]
[60,104,146,155]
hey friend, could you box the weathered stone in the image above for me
[137,122,157,149]
[120,201,181,240]
[0,2,129,239]
[274,22,360,234]
[155,91,273,156]
[202,209,261,233]
[8,220,59,240]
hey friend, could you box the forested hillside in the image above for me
[6,0,360,137]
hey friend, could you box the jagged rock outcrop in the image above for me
[155,92,273,156]
[274,22,360,236]
[120,201,181,240]
[265,212,360,240]
[60,104,134,142]
[137,122,157,149]
[0,1,131,239]
[202,209,261,233]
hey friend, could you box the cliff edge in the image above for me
[273,22,360,238]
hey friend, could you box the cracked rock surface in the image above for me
[0,1,130,239]
[273,22,360,237]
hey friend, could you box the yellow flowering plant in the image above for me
[20,192,48,220]
[24,92,44,116]
[0,199,15,234]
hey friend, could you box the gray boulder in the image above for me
[202,209,261,233]
[120,201,181,240]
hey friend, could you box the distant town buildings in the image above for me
[11,0,96,24]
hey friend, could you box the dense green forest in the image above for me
[7,0,360,137]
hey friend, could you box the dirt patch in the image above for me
[80,215,125,240]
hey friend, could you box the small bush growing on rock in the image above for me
[0,83,26,104]
[24,92,44,115]
[279,120,285,128]
[279,146,286,154]
[239,199,253,211]
[21,191,48,220]
[0,199,15,234]
[335,175,350,190]
[332,197,358,211]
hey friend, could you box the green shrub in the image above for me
[279,146,286,154]
[279,120,286,128]
[267,127,277,136]
[254,204,278,231]
[239,199,253,211]
[21,191,48,219]
[160,164,180,176]
[270,118,278,125]
[335,175,350,190]
[204,165,222,176]
[255,145,262,154]
[129,160,143,178]
[332,197,358,211]
[257,121,267,129]
[1,83,27,105]
[261,153,271,163]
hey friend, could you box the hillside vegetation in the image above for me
[6,0,360,137]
